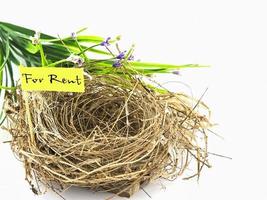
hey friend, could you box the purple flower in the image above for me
[116,51,126,60]
[128,55,134,61]
[76,58,84,66]
[100,37,111,46]
[172,70,180,75]
[71,32,77,39]
[112,60,122,68]
[67,54,84,66]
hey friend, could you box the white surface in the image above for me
[0,0,266,199]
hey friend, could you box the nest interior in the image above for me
[5,74,211,197]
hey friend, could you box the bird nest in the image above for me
[4,74,211,198]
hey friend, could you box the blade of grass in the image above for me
[0,21,55,39]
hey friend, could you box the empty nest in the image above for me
[4,74,211,198]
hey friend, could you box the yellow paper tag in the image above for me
[19,66,85,92]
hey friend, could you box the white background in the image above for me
[1,0,266,199]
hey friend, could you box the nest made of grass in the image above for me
[4,74,211,198]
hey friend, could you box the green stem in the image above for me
[39,43,48,66]
[77,44,100,56]
[0,85,16,90]
[47,59,67,67]
[74,39,90,62]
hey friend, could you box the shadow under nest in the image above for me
[4,74,211,198]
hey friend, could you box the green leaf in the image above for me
[46,35,104,44]
[10,42,41,65]
[76,35,104,43]
[9,50,21,65]
[0,21,55,39]
[0,43,3,67]
[0,43,4,86]
[39,43,48,66]
[129,61,208,69]
[10,36,39,54]
[0,37,10,71]
[6,61,15,87]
